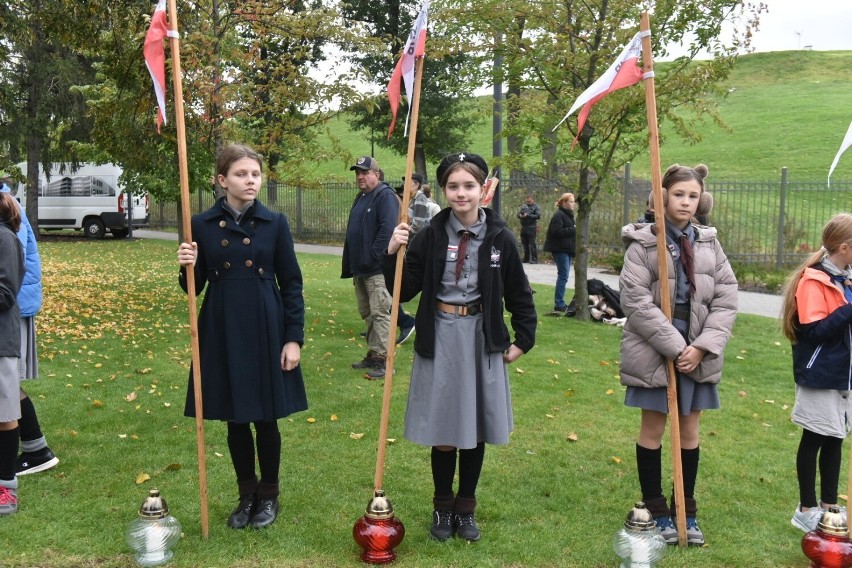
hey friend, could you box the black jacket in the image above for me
[384,208,537,358]
[342,182,400,278]
[543,206,576,255]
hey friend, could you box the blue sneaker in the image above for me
[686,516,705,546]
[655,516,678,545]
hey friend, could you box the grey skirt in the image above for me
[19,317,38,381]
[0,357,21,422]
[403,310,513,449]
[792,385,852,439]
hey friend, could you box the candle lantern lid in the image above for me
[624,501,657,532]
[365,489,395,520]
[818,506,849,537]
[138,489,170,519]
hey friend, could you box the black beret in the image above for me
[436,152,488,186]
[404,172,426,185]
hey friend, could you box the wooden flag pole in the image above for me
[640,11,687,547]
[166,0,209,540]
[374,55,426,492]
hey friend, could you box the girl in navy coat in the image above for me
[177,144,307,529]
[782,213,852,532]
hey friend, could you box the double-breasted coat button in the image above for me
[219,220,226,228]
[243,238,251,245]
[245,260,253,268]
[221,239,229,247]
[223,262,231,269]
[258,268,265,276]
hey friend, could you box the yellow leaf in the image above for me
[611,456,622,464]
[387,438,396,444]
[350,432,365,440]
[125,392,137,402]
[92,400,104,407]
[545,414,555,419]
[214,452,223,457]
[118,434,128,439]
[307,417,316,423]
[330,414,338,421]
[163,402,171,407]
[764,400,775,404]
[606,389,614,395]
[567,432,579,442]
[69,430,78,437]
[135,473,151,484]
[515,368,525,374]
[599,360,610,366]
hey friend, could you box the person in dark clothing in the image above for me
[543,193,576,314]
[342,156,400,378]
[384,151,537,543]
[517,194,541,263]
[177,144,307,530]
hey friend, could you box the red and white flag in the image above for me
[554,30,647,148]
[387,1,429,139]
[828,120,852,186]
[144,0,169,133]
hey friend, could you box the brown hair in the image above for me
[422,184,432,198]
[438,162,486,189]
[780,212,852,342]
[0,193,21,233]
[216,144,263,178]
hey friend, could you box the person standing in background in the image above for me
[543,193,576,315]
[517,194,541,263]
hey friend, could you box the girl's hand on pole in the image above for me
[676,345,705,374]
[388,223,410,255]
[503,344,524,364]
[281,341,301,371]
[177,242,197,266]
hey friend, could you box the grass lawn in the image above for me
[1,237,829,567]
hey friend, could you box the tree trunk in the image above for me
[573,166,593,321]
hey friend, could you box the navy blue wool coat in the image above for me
[180,198,307,423]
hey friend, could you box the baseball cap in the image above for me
[350,156,380,171]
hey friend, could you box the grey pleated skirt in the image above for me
[0,357,21,422]
[403,310,513,449]
[19,317,38,381]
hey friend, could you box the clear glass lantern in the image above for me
[613,502,668,568]
[126,489,182,567]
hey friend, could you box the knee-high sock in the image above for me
[681,447,700,500]
[431,447,457,510]
[253,420,281,485]
[636,444,663,502]
[226,422,256,484]
[0,427,20,481]
[457,442,485,499]
[19,396,45,448]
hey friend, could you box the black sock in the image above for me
[226,422,256,483]
[819,435,843,505]
[681,447,700,500]
[457,442,485,499]
[636,444,663,501]
[0,427,20,481]
[254,421,281,485]
[431,447,457,506]
[19,396,43,443]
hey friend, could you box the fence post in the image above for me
[296,184,303,239]
[622,162,631,226]
[776,167,788,271]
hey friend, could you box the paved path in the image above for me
[137,229,782,319]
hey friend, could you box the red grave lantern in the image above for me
[802,506,852,568]
[353,490,406,564]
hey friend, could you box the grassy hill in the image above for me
[313,50,852,183]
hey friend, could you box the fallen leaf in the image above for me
[567,432,579,442]
[214,452,223,457]
[545,414,555,419]
[118,434,128,439]
[764,400,774,404]
[164,463,181,471]
[564,389,575,398]
[307,417,316,423]
[736,355,745,360]
[125,392,137,402]
[387,438,396,444]
[135,472,151,484]
[611,456,622,464]
[163,402,171,407]
[606,389,614,395]
[330,414,338,421]
[599,361,610,366]
[350,432,365,440]
[69,430,78,437]
[92,400,104,407]
[515,368,525,374]
[738,391,748,398]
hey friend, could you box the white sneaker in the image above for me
[791,504,824,533]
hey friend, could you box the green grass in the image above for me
[1,237,831,567]
[310,50,852,183]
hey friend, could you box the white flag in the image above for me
[827,121,852,186]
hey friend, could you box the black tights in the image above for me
[797,428,843,508]
[226,421,281,484]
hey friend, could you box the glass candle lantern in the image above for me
[126,489,182,567]
[802,506,852,568]
[353,489,406,564]
[613,502,668,568]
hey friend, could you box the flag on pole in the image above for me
[387,1,429,139]
[553,30,647,148]
[144,0,169,133]
[828,120,852,186]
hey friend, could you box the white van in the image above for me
[15,162,149,239]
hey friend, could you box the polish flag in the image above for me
[828,120,852,186]
[144,0,169,133]
[554,31,647,148]
[387,1,429,138]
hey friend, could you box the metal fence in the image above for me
[149,166,851,269]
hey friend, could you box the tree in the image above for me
[469,0,764,319]
[340,0,487,181]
